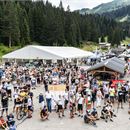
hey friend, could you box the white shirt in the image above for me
[0,84,2,90]
[97,90,102,98]
[58,98,63,106]
[8,83,12,90]
[45,92,52,99]
[71,84,76,92]
[64,92,69,100]
[78,97,84,104]
[76,93,80,100]
[75,79,79,84]
[28,98,32,106]
[13,92,19,99]
[125,85,129,91]
[103,85,109,95]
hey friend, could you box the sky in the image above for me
[46,0,113,11]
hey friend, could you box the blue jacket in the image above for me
[39,94,44,103]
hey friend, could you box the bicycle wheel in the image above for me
[17,110,25,120]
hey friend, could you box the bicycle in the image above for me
[17,105,28,120]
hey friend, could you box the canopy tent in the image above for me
[89,52,102,59]
[2,45,94,60]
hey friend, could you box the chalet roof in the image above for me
[87,57,125,74]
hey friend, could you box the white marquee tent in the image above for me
[2,45,94,60]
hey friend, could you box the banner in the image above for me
[48,84,66,91]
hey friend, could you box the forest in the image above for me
[0,0,126,48]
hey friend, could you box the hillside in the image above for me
[103,5,130,22]
[0,45,20,58]
[79,0,130,14]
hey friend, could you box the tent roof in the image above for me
[2,45,93,60]
[87,57,125,74]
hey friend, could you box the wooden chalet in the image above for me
[87,57,125,80]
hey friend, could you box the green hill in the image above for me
[0,45,20,58]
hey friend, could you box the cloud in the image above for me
[46,0,113,10]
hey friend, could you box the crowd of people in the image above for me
[0,61,129,129]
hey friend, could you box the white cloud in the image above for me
[46,0,113,10]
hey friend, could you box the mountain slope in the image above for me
[103,5,130,22]
[79,0,130,14]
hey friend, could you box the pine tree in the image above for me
[1,1,20,47]
[17,3,30,46]
[101,35,105,42]
[112,28,121,46]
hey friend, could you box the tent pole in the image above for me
[76,58,79,66]
[62,59,64,66]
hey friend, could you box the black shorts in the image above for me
[73,103,76,107]
[91,98,96,103]
[58,105,63,111]
[14,87,17,90]
[118,98,123,102]
[105,94,109,99]
[2,103,8,111]
[65,100,68,105]
[78,104,83,111]
[110,96,114,100]
[84,115,90,123]
[7,90,11,94]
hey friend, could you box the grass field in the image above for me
[0,45,20,58]
[81,42,99,51]
[121,37,130,46]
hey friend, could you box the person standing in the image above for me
[91,89,97,109]
[1,90,9,117]
[96,88,103,108]
[6,81,12,100]
[69,95,75,118]
[103,84,109,104]
[44,79,48,92]
[38,93,45,109]
[13,89,19,113]
[31,75,37,90]
[57,95,64,118]
[122,86,127,103]
[45,91,52,113]
[64,89,69,109]
[109,86,115,104]
[117,87,124,109]
[77,94,84,117]
[27,95,33,118]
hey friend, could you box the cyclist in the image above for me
[20,89,28,109]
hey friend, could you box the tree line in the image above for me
[0,0,126,47]
[103,5,130,38]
